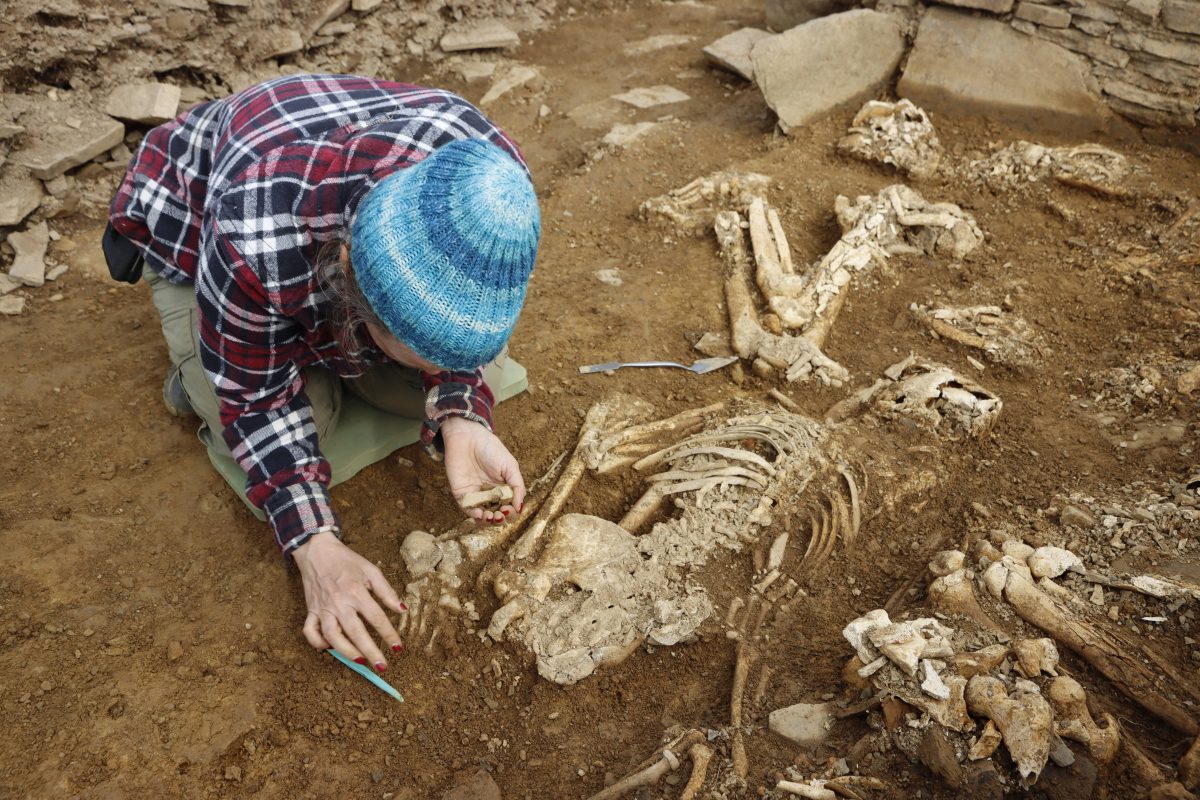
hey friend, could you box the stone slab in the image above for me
[767,0,848,30]
[602,121,661,147]
[930,0,1014,12]
[898,8,1111,135]
[12,110,124,181]
[751,10,905,133]
[1163,0,1200,33]
[0,295,25,315]
[0,169,44,227]
[106,83,182,125]
[610,85,691,108]
[441,20,519,52]
[769,702,834,747]
[703,27,773,80]
[622,34,695,56]
[261,29,304,60]
[1015,1,1072,27]
[7,221,50,288]
[351,0,383,10]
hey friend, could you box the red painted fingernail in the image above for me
[374,662,387,673]
[354,657,367,665]
[502,509,511,516]
[399,602,409,612]
[518,502,524,512]
[392,643,404,653]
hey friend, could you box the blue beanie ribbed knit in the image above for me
[350,138,540,372]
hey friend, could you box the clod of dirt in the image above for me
[442,768,502,800]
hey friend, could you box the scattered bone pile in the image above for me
[836,527,1200,795]
[910,303,1045,367]
[639,170,771,239]
[969,141,1131,197]
[836,99,943,180]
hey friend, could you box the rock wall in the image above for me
[881,0,1200,129]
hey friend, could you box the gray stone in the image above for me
[1071,0,1120,22]
[1130,52,1200,87]
[106,83,181,125]
[0,295,25,316]
[769,701,834,747]
[308,0,349,35]
[211,0,252,6]
[262,29,304,59]
[0,123,24,140]
[7,221,50,288]
[703,27,773,80]
[1163,0,1200,33]
[441,769,501,800]
[1126,0,1163,21]
[352,0,383,9]
[12,110,124,181]
[931,0,1014,14]
[767,0,855,30]
[602,122,662,147]
[610,85,691,108]
[1074,17,1114,36]
[1033,24,1130,68]
[1103,78,1196,119]
[898,8,1111,135]
[1113,30,1200,66]
[751,10,906,133]
[622,34,695,56]
[1059,504,1098,528]
[0,272,20,296]
[0,171,43,227]
[1015,2,1072,26]
[440,20,519,52]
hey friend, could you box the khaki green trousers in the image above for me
[144,269,505,461]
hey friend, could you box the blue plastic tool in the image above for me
[327,649,405,702]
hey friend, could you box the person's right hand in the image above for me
[291,531,407,672]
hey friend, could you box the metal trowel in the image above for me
[578,356,738,375]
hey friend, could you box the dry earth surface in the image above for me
[1,0,1198,798]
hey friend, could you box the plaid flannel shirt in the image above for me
[110,74,523,554]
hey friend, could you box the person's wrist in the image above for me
[440,415,478,440]
[291,529,340,565]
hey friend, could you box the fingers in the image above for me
[358,591,404,654]
[366,568,408,617]
[337,604,388,672]
[319,611,365,666]
[303,612,331,651]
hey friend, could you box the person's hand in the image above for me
[441,416,526,523]
[292,531,406,671]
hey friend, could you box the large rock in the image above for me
[704,28,773,80]
[440,20,519,52]
[0,169,43,227]
[12,109,124,180]
[752,10,906,133]
[106,83,182,125]
[769,701,834,747]
[931,0,1014,13]
[898,8,1111,135]
[1163,0,1200,33]
[7,221,50,287]
[767,0,856,30]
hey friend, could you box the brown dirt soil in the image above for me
[2,1,1199,798]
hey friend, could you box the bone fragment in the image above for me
[777,780,837,800]
[1027,547,1082,579]
[969,720,1003,760]
[921,659,951,700]
[1000,567,1200,736]
[510,401,617,561]
[1180,736,1200,792]
[459,484,514,510]
[583,729,706,800]
[965,675,1053,781]
[678,743,713,800]
[1046,676,1120,766]
[839,466,861,542]
[716,210,849,386]
[767,532,789,572]
[837,100,942,179]
[749,197,811,328]
[731,639,754,778]
[1013,638,1060,678]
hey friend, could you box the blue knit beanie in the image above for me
[350,138,540,372]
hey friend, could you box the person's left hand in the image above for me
[441,416,526,523]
